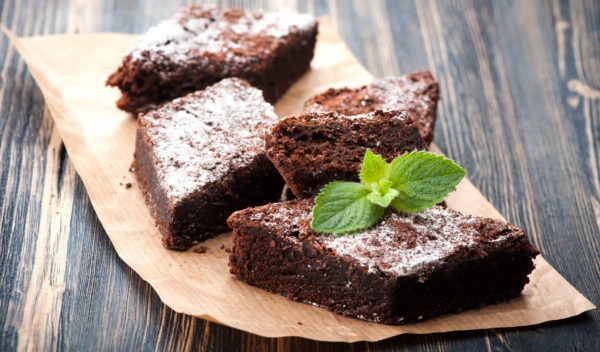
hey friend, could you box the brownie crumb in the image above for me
[119,182,123,186]
[125,183,132,189]
[297,322,303,325]
[193,246,209,254]
[220,244,225,250]
[225,248,231,253]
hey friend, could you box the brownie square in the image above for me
[304,71,440,144]
[228,199,539,324]
[265,110,427,198]
[107,5,318,113]
[134,78,284,249]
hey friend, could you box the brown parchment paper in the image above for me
[3,18,595,342]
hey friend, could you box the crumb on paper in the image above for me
[194,246,209,254]
[220,244,225,250]
[119,182,123,186]
[225,248,231,253]
[126,183,132,189]
[297,321,303,325]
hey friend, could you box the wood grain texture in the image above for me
[0,0,598,351]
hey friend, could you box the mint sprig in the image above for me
[311,150,466,234]
[312,182,384,234]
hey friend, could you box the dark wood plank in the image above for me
[0,0,598,351]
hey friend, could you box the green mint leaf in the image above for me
[367,187,399,207]
[387,150,466,212]
[312,181,383,234]
[359,149,387,190]
[390,196,438,214]
[374,179,393,195]
[311,149,466,234]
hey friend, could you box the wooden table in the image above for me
[1,0,598,350]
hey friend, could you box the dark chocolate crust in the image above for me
[265,110,427,198]
[134,78,284,249]
[304,71,439,145]
[107,5,318,113]
[228,199,539,324]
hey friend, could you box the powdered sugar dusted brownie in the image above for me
[304,71,440,144]
[134,78,284,249]
[265,110,427,198]
[228,199,539,324]
[107,5,318,113]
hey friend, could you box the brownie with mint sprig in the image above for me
[265,110,427,199]
[228,199,539,324]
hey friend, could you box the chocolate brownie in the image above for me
[265,110,427,198]
[304,71,440,144]
[228,199,539,324]
[134,78,284,249]
[107,5,318,113]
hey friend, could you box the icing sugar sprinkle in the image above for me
[129,6,316,63]
[141,78,277,201]
[321,207,481,276]
[369,76,434,116]
[306,74,435,129]
[258,204,510,277]
[283,110,409,124]
[339,110,409,121]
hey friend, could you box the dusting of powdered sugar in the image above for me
[141,78,277,201]
[281,110,410,125]
[251,203,513,277]
[341,110,411,121]
[128,6,316,64]
[305,73,436,131]
[320,207,482,276]
[368,76,434,116]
